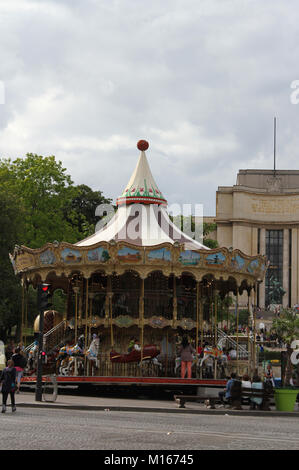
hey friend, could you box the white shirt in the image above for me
[242,380,251,388]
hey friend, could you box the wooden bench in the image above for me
[240,386,274,411]
[174,385,274,410]
[174,394,217,409]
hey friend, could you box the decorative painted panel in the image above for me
[205,252,226,265]
[147,247,171,263]
[88,247,110,263]
[231,254,245,270]
[114,315,135,328]
[179,250,201,266]
[61,248,82,264]
[40,249,56,265]
[117,246,142,263]
[147,316,170,328]
[247,259,260,274]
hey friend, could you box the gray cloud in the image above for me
[0,0,298,216]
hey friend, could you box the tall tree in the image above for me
[0,154,80,247]
[0,188,25,341]
[64,184,113,238]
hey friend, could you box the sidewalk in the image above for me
[16,391,299,418]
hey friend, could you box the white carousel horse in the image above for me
[174,355,198,377]
[198,346,224,378]
[28,341,38,371]
[199,346,223,367]
[86,334,100,375]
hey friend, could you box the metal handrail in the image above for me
[217,327,249,359]
[24,320,67,353]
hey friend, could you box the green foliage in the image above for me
[271,308,299,385]
[170,215,218,248]
[64,184,113,238]
[0,154,80,247]
[0,153,111,342]
[271,309,299,346]
[0,188,25,341]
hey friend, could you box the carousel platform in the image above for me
[21,375,226,388]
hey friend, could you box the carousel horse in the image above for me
[110,344,160,364]
[57,335,85,376]
[28,341,39,372]
[174,354,198,377]
[199,346,223,365]
[198,346,224,377]
[86,334,100,375]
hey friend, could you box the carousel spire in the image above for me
[116,140,167,207]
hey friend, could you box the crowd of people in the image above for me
[218,366,276,410]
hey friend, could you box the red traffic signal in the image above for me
[37,283,52,312]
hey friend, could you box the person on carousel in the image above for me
[128,337,140,353]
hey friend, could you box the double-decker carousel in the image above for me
[10,140,267,387]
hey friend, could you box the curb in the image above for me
[17,402,299,418]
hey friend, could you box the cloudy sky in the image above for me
[0,0,298,215]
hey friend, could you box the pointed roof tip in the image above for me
[137,139,149,152]
[116,140,167,207]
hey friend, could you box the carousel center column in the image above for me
[139,275,145,369]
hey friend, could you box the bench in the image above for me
[240,386,274,411]
[174,385,274,410]
[174,394,217,409]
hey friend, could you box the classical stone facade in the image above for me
[213,169,299,309]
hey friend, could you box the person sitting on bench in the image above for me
[219,372,237,404]
[250,375,263,409]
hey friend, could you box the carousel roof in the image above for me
[76,140,208,250]
[116,140,167,207]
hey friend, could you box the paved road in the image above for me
[0,407,298,451]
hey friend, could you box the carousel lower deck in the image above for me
[21,374,226,389]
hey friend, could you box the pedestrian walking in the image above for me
[0,360,17,413]
[179,336,195,379]
[11,347,27,393]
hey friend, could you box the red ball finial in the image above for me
[137,140,149,151]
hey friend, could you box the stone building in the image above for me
[214,169,299,309]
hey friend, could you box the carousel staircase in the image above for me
[216,327,250,359]
[25,320,67,354]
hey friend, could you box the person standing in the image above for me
[179,336,195,379]
[0,360,17,413]
[264,363,275,388]
[11,347,27,394]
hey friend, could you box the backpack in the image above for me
[230,379,242,399]
[19,355,27,369]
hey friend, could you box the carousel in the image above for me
[10,140,267,386]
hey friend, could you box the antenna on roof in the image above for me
[273,116,277,177]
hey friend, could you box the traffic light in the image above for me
[37,283,52,312]
[41,351,47,364]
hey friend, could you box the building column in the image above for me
[291,229,298,307]
[283,229,289,308]
[259,228,266,308]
